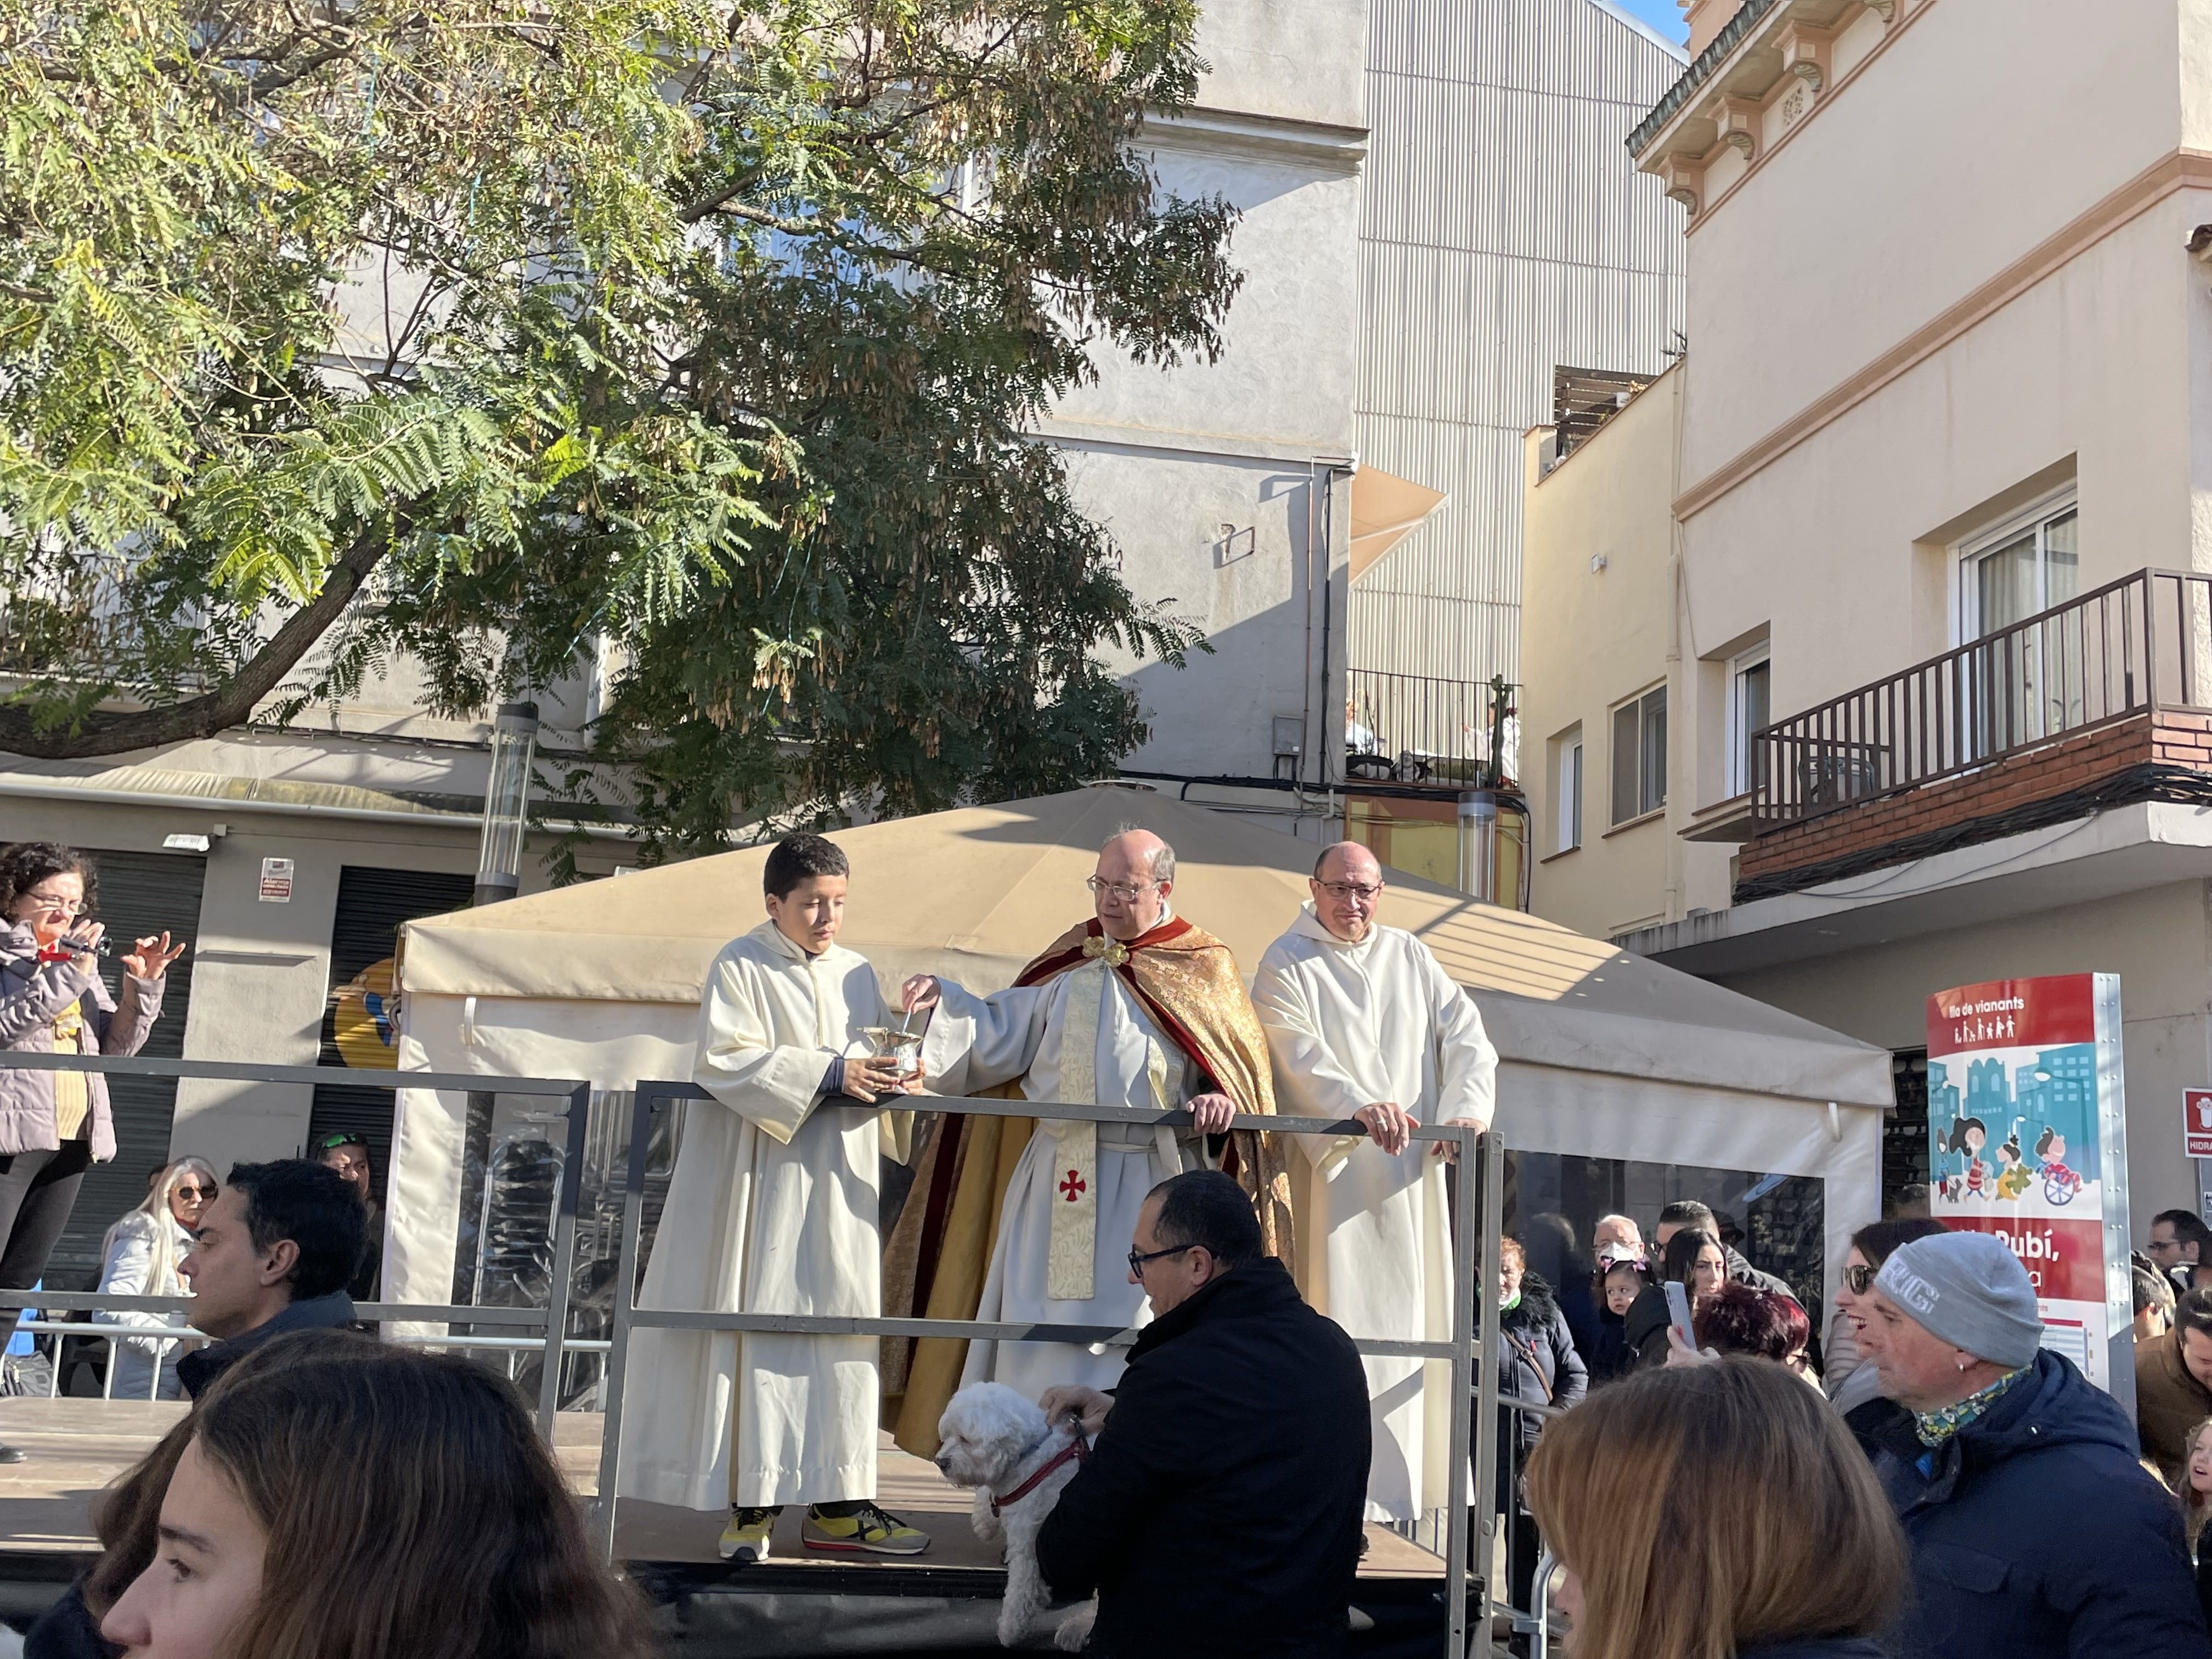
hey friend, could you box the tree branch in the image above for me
[0,518,400,759]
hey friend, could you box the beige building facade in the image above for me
[1523,0,2212,1222]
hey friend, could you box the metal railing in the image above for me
[0,1051,591,1438]
[1347,668,1504,786]
[591,1082,1505,1659]
[1752,567,2212,826]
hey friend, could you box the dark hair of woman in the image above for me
[1692,1282,1811,1363]
[1847,1216,1946,1272]
[85,1329,377,1616]
[1661,1226,1720,1288]
[0,841,96,920]
[193,1336,653,1659]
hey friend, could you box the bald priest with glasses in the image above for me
[1251,840,1496,1526]
[890,829,1290,1443]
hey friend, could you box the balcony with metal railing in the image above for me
[1734,568,2212,899]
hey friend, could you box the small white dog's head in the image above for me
[935,1381,1048,1488]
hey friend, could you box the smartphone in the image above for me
[1664,1279,1696,1348]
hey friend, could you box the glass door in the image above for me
[1965,504,2077,755]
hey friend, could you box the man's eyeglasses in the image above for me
[1317,881,1384,902]
[1128,1243,1195,1277]
[1844,1263,1878,1295]
[1086,877,1159,902]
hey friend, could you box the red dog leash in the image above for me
[991,1423,1091,1517]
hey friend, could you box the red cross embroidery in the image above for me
[1059,1169,1087,1203]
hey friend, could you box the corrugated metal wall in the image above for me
[1353,0,1688,687]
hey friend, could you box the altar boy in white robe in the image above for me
[616,833,927,1564]
[1251,839,1497,1523]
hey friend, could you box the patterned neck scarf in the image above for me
[1914,1364,2028,1448]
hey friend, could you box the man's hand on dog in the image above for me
[1038,1385,1113,1438]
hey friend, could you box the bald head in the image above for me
[1310,840,1385,943]
[1094,830,1175,940]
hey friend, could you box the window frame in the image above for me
[1952,488,2079,646]
[1609,684,1668,827]
[1551,725,1584,854]
[1724,645,1771,800]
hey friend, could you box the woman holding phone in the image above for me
[0,842,184,1292]
[1524,1357,1906,1659]
[1623,1226,1729,1372]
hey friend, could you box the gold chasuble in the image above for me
[881,916,1291,1457]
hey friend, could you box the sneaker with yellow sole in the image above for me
[719,1505,780,1563]
[800,1503,930,1556]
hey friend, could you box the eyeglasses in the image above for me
[1127,1243,1195,1277]
[20,890,84,915]
[316,1133,368,1152]
[173,1184,217,1200]
[1086,877,1158,902]
[1844,1263,1878,1295]
[1317,881,1384,902]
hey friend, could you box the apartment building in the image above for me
[1522,0,2212,1218]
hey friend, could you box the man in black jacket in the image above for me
[176,1159,363,1398]
[1035,1170,1369,1659]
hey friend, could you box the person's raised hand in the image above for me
[64,921,105,968]
[1353,1102,1415,1155]
[121,932,185,980]
[900,975,941,1017]
[1037,1384,1113,1437]
[1186,1092,1238,1135]
[1663,1325,1719,1368]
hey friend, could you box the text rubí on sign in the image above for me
[2187,1088,2212,1158]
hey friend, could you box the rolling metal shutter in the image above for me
[47,848,205,1287]
[308,866,476,1201]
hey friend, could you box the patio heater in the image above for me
[473,701,540,907]
[459,699,540,1318]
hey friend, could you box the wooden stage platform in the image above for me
[0,1397,1447,1578]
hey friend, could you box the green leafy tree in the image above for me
[0,0,1235,859]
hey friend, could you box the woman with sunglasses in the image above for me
[93,1156,219,1400]
[1825,1216,1946,1450]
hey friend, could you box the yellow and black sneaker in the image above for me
[800,1501,931,1556]
[718,1505,780,1563]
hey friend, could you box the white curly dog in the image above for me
[935,1381,1100,1651]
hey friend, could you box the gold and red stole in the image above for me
[1014,917,1291,1296]
[880,914,1295,1458]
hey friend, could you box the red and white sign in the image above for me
[2187,1090,2212,1158]
[1925,973,2130,1395]
[257,857,294,904]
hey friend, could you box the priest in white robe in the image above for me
[1251,839,1496,1523]
[616,833,924,1563]
[894,831,1290,1431]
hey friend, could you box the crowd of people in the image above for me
[13,825,2212,1658]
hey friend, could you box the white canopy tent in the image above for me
[388,786,1893,1311]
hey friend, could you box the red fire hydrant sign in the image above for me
[2186,1089,2212,1158]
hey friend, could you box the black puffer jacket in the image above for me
[1496,1273,1587,1453]
[1036,1258,1370,1659]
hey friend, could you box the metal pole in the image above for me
[536,1082,591,1440]
[1444,1125,1479,1658]
[1530,1548,1556,1659]
[1471,1129,1504,1652]
[592,1085,659,1561]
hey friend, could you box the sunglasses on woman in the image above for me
[1844,1263,1878,1295]
[174,1183,217,1200]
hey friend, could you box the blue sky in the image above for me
[1607,0,1689,44]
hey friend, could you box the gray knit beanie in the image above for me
[1874,1232,2044,1369]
